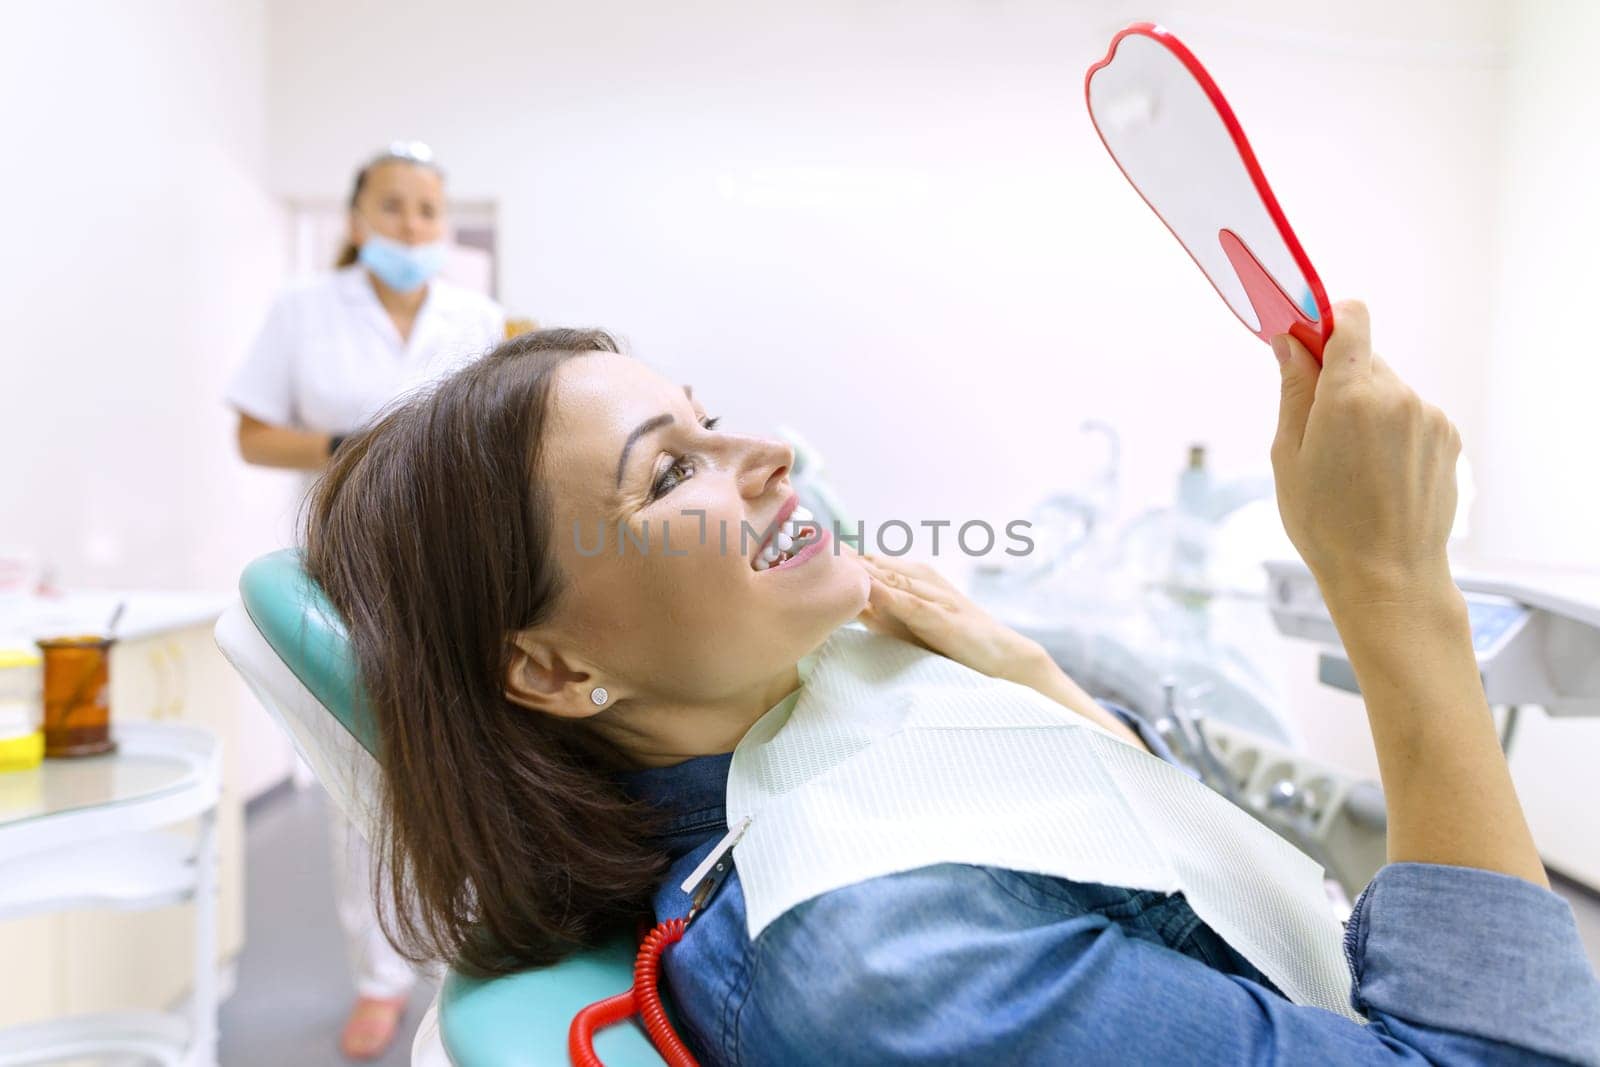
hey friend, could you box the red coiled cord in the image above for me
[568,918,698,1067]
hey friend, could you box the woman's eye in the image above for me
[651,457,695,500]
[648,419,717,499]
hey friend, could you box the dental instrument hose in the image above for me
[568,917,698,1067]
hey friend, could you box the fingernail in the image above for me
[1270,335,1290,364]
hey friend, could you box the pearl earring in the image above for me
[589,687,609,707]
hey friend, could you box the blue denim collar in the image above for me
[615,675,810,836]
[617,751,733,835]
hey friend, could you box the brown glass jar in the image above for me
[37,635,117,757]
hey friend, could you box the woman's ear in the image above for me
[504,634,608,720]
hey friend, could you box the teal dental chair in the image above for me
[214,550,667,1066]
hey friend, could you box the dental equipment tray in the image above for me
[1265,560,1600,716]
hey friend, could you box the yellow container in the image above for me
[0,648,45,772]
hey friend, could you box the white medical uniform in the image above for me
[228,263,504,1000]
[228,264,504,435]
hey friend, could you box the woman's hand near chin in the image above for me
[853,553,1150,752]
[855,552,1042,681]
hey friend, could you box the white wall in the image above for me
[0,0,300,594]
[1481,0,1600,570]
[1478,0,1600,885]
[0,0,302,803]
[263,0,1507,560]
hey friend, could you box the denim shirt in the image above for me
[620,706,1600,1066]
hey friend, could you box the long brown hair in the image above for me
[303,328,667,977]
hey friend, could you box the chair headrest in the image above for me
[239,549,380,756]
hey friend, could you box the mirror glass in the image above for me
[1086,30,1324,338]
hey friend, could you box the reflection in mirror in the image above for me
[1087,27,1328,348]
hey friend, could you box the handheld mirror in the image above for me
[1085,22,1333,359]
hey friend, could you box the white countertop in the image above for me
[0,590,232,649]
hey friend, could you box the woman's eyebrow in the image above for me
[614,387,696,488]
[616,414,673,487]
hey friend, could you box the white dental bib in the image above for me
[726,627,1361,1021]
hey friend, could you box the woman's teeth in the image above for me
[755,541,789,571]
[752,506,818,571]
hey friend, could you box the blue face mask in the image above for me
[358,233,446,293]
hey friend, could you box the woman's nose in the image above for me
[737,437,793,500]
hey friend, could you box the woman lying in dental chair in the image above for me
[303,303,1600,1066]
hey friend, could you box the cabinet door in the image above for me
[172,628,246,957]
[0,915,65,1028]
[110,629,244,958]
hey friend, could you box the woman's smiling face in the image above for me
[529,352,869,710]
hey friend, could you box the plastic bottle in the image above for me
[1172,444,1214,593]
[0,649,45,771]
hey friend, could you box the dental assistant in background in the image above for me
[229,142,503,470]
[226,142,504,1060]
